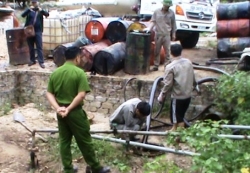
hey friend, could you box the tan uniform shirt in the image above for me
[151,8,176,36]
[162,57,196,99]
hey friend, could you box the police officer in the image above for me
[46,46,110,173]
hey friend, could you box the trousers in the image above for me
[154,33,171,67]
[57,107,101,173]
[27,31,44,64]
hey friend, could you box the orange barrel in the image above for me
[6,28,30,65]
[81,39,112,72]
[217,37,250,58]
[124,31,151,75]
[85,17,120,43]
[106,20,133,43]
[93,42,126,75]
[150,42,165,66]
[217,19,250,38]
[217,1,250,20]
[53,42,75,67]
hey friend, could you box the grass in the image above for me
[0,102,12,116]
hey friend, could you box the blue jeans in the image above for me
[27,32,44,64]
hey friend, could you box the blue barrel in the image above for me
[124,31,151,75]
[217,37,250,58]
[217,1,250,20]
[105,20,133,43]
[93,42,126,75]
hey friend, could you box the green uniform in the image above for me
[47,62,101,173]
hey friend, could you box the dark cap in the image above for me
[31,0,38,2]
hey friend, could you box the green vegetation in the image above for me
[0,102,12,116]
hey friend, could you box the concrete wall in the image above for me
[0,70,215,118]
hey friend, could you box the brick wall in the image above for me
[0,70,215,118]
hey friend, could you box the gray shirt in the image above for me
[151,8,176,36]
[109,98,145,130]
[162,57,196,99]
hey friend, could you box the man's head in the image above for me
[162,0,172,10]
[65,46,82,64]
[31,0,39,7]
[135,101,151,118]
[171,44,182,57]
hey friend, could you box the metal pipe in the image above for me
[91,134,200,156]
[34,129,179,136]
[193,65,230,76]
[220,125,250,130]
[217,134,250,140]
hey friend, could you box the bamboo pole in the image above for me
[91,134,200,156]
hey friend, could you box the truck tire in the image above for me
[180,32,199,49]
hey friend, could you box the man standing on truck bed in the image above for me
[144,0,177,71]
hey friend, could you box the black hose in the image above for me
[142,76,164,144]
[193,65,230,76]
[123,77,137,101]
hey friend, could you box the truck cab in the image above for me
[139,0,219,48]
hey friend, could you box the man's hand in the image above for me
[143,27,150,33]
[56,107,69,118]
[195,84,200,94]
[157,92,165,104]
[171,34,176,41]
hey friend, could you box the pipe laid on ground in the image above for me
[220,125,250,130]
[34,129,178,136]
[218,134,250,140]
[91,134,200,156]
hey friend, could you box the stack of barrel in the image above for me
[217,1,250,58]
[53,17,165,75]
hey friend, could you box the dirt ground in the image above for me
[0,11,234,172]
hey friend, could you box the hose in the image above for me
[193,64,230,76]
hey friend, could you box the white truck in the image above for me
[139,0,219,48]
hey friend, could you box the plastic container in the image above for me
[42,15,91,57]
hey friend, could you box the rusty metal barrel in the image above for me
[217,37,250,58]
[217,19,250,38]
[217,1,250,20]
[106,20,133,43]
[93,42,126,75]
[6,28,30,65]
[53,42,75,67]
[53,36,91,67]
[85,17,119,43]
[124,31,151,75]
[81,40,112,71]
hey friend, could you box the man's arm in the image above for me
[41,9,49,17]
[158,70,174,102]
[67,91,86,112]
[46,91,60,110]
[21,8,30,18]
[171,12,177,40]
